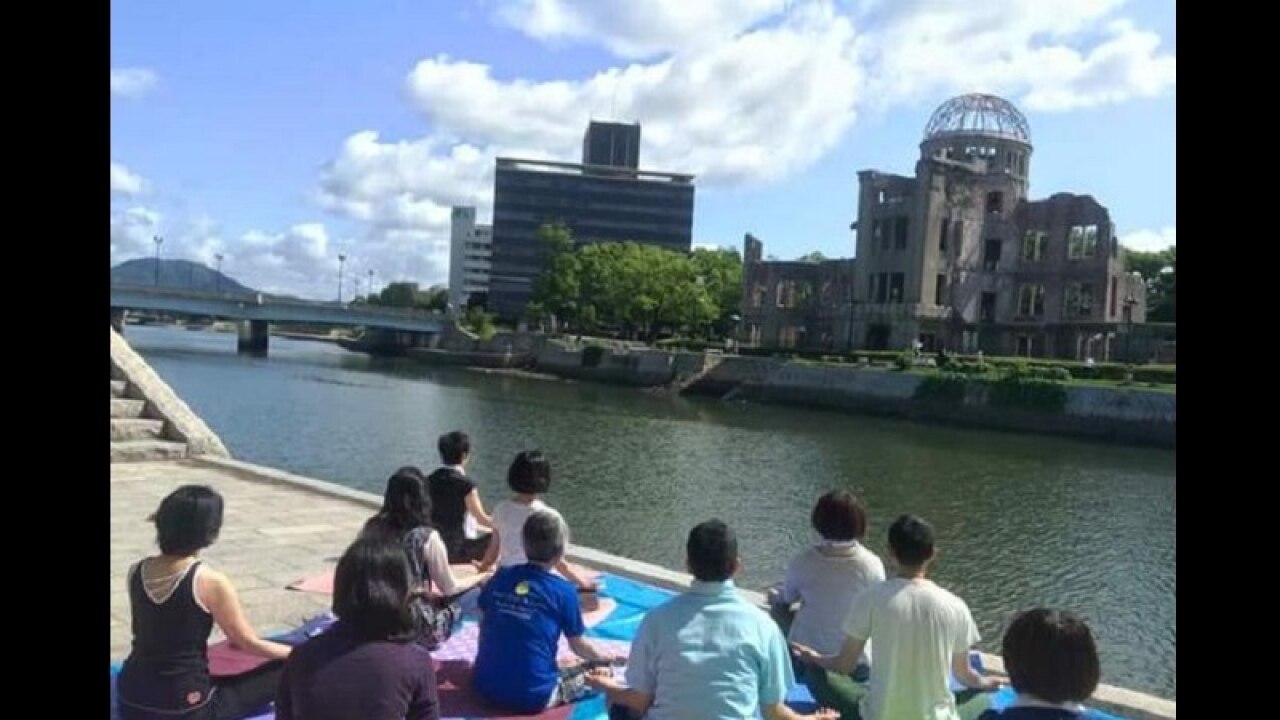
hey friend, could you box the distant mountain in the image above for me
[111,259,256,296]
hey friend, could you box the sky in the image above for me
[111,0,1176,300]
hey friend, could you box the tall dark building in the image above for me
[489,151,695,320]
[582,121,641,169]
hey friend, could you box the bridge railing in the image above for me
[110,283,446,322]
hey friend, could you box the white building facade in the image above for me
[448,206,493,313]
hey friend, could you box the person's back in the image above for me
[855,578,976,720]
[491,498,560,567]
[472,512,612,714]
[276,537,440,720]
[277,622,436,720]
[118,560,214,715]
[591,520,834,720]
[426,465,473,554]
[634,580,789,719]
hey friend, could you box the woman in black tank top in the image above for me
[117,485,292,720]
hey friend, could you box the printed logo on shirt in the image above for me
[515,581,530,596]
[186,691,203,706]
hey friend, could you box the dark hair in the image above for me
[811,490,868,541]
[364,467,431,540]
[522,511,566,565]
[438,431,470,466]
[1003,608,1101,703]
[153,485,224,556]
[887,514,935,567]
[686,519,737,582]
[508,450,552,494]
[332,537,417,642]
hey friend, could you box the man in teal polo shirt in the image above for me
[588,520,835,720]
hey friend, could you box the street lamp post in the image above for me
[368,269,376,299]
[214,254,224,293]
[153,236,164,286]
[337,254,348,303]
[1123,295,1137,363]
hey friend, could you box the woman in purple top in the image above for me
[276,537,440,720]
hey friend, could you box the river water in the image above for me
[126,325,1176,698]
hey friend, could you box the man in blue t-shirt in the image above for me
[472,510,618,713]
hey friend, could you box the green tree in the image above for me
[691,247,742,336]
[376,281,419,308]
[529,223,581,330]
[415,285,448,312]
[796,250,829,263]
[1125,246,1176,322]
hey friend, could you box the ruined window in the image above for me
[1066,282,1095,317]
[1021,230,1047,262]
[1017,284,1045,318]
[1068,225,1098,259]
[753,285,767,308]
[935,273,947,305]
[872,219,884,252]
[894,216,908,250]
[1110,276,1119,317]
[889,273,905,303]
[983,238,1002,271]
[881,221,892,251]
[877,189,886,204]
[980,292,997,322]
[1016,335,1034,357]
[986,191,1003,215]
[775,282,787,308]
[939,218,950,253]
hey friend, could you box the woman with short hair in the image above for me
[117,485,290,720]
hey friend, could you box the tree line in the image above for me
[1124,246,1175,322]
[528,224,743,341]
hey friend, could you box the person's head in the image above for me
[811,490,868,542]
[371,467,431,536]
[522,511,566,566]
[153,485,224,556]
[1002,608,1100,704]
[686,519,739,582]
[332,537,417,642]
[887,514,936,568]
[438,431,471,466]
[508,450,552,495]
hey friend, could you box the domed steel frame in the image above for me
[923,94,1031,144]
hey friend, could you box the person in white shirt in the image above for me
[475,451,595,590]
[769,491,885,682]
[792,514,1002,720]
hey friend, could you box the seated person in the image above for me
[792,514,1001,720]
[276,537,440,720]
[472,511,620,714]
[976,609,1101,720]
[476,450,596,591]
[426,431,493,563]
[587,519,836,720]
[361,467,491,648]
[117,485,291,720]
[769,490,885,681]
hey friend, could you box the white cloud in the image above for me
[110,162,148,196]
[111,67,158,99]
[492,0,788,58]
[110,206,163,259]
[1120,226,1175,252]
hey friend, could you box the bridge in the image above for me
[110,284,444,354]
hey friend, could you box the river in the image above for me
[125,325,1176,699]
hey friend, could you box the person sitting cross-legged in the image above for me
[586,519,837,720]
[471,511,620,714]
[792,514,1002,720]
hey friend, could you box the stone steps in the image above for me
[111,440,188,463]
[111,398,146,419]
[111,417,165,442]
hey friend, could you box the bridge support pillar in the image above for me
[110,308,127,334]
[237,320,270,355]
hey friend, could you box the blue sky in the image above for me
[111,0,1176,299]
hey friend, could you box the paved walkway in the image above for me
[110,460,369,658]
